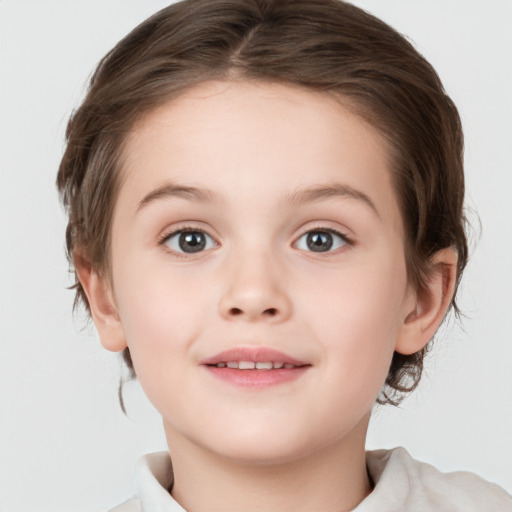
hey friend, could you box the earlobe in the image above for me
[395,248,458,355]
[74,252,128,352]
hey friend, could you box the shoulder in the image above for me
[107,497,141,512]
[364,447,512,512]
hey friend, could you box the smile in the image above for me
[212,361,297,370]
[200,347,310,388]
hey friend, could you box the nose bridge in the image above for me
[218,239,292,323]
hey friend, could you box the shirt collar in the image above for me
[135,451,184,512]
[135,447,411,512]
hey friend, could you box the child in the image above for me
[56,0,512,510]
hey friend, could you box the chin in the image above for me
[209,439,316,466]
[194,419,345,467]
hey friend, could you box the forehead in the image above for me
[124,80,390,168]
[118,80,401,228]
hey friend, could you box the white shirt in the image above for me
[109,447,512,511]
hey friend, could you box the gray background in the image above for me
[1,1,511,510]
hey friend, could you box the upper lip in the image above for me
[200,347,309,367]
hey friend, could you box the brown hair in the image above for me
[57,0,468,406]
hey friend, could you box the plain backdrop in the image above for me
[0,1,511,511]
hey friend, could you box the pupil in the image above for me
[307,232,333,252]
[179,232,206,253]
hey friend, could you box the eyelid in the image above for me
[293,224,353,253]
[158,224,219,257]
[158,219,220,242]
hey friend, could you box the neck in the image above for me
[165,415,372,512]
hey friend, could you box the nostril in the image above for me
[228,307,278,317]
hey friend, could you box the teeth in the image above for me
[255,362,273,370]
[215,361,296,370]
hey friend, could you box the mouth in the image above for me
[200,347,311,388]
[210,361,297,370]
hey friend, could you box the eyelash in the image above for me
[158,224,353,259]
[297,226,353,254]
[158,224,214,260]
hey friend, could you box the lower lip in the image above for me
[203,366,309,388]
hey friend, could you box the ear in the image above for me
[395,248,458,355]
[74,252,127,352]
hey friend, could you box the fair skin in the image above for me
[77,80,457,512]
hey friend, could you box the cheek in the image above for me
[113,256,211,381]
[304,253,408,386]
[307,249,407,330]
[115,277,213,422]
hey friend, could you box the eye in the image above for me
[162,229,217,255]
[295,228,349,253]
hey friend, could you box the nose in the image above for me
[218,248,292,323]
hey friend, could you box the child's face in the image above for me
[107,81,416,462]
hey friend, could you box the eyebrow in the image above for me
[137,183,219,211]
[137,181,379,217]
[286,183,380,217]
